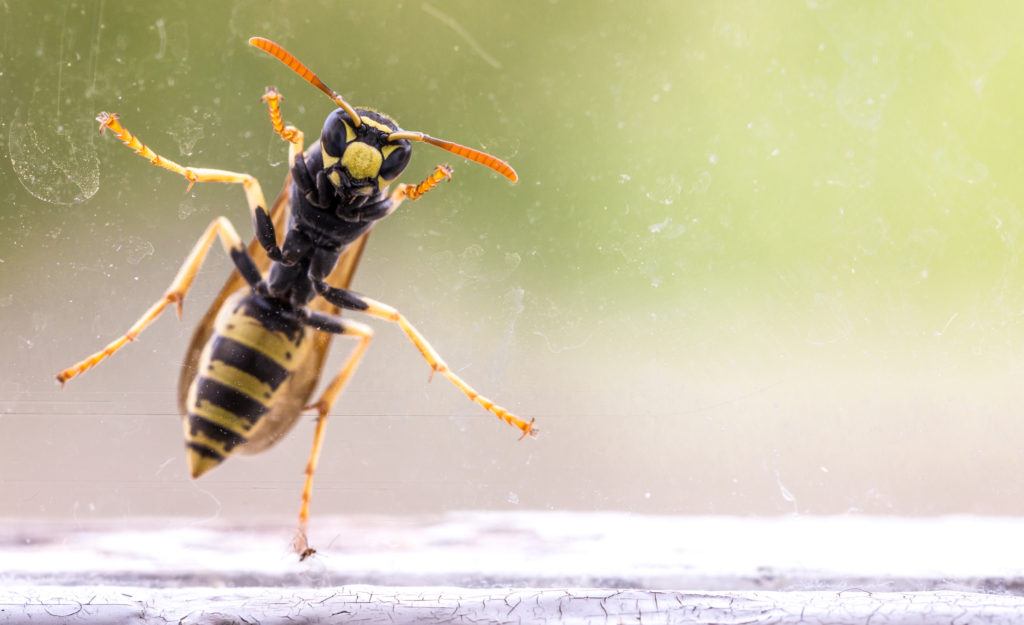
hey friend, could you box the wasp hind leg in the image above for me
[292,312,374,560]
[56,217,260,385]
[310,282,536,439]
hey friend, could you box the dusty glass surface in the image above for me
[2,0,1024,529]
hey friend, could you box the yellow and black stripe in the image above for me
[184,292,310,478]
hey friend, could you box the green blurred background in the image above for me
[2,0,1024,521]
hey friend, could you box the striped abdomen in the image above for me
[185,292,310,478]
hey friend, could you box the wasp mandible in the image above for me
[56,36,534,559]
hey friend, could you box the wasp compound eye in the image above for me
[379,142,412,181]
[321,110,355,158]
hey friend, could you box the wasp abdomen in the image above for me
[185,293,309,478]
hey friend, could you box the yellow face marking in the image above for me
[342,142,383,179]
[323,143,342,186]
[343,120,356,142]
[360,117,393,134]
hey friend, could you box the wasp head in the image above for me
[319,108,412,201]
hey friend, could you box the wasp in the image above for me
[56,37,534,559]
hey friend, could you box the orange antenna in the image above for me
[248,36,363,127]
[389,131,518,183]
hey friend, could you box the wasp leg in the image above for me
[96,112,285,261]
[260,87,304,167]
[355,165,452,222]
[292,312,374,560]
[310,282,536,438]
[389,164,454,210]
[272,85,314,199]
[56,217,260,385]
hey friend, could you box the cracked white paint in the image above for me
[1,587,1023,625]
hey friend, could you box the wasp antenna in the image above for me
[389,131,518,183]
[248,36,363,127]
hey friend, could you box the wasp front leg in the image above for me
[96,112,287,263]
[323,164,454,224]
[293,312,375,560]
[260,87,304,167]
[389,164,454,210]
[56,217,261,384]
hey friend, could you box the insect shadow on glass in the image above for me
[56,36,534,560]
